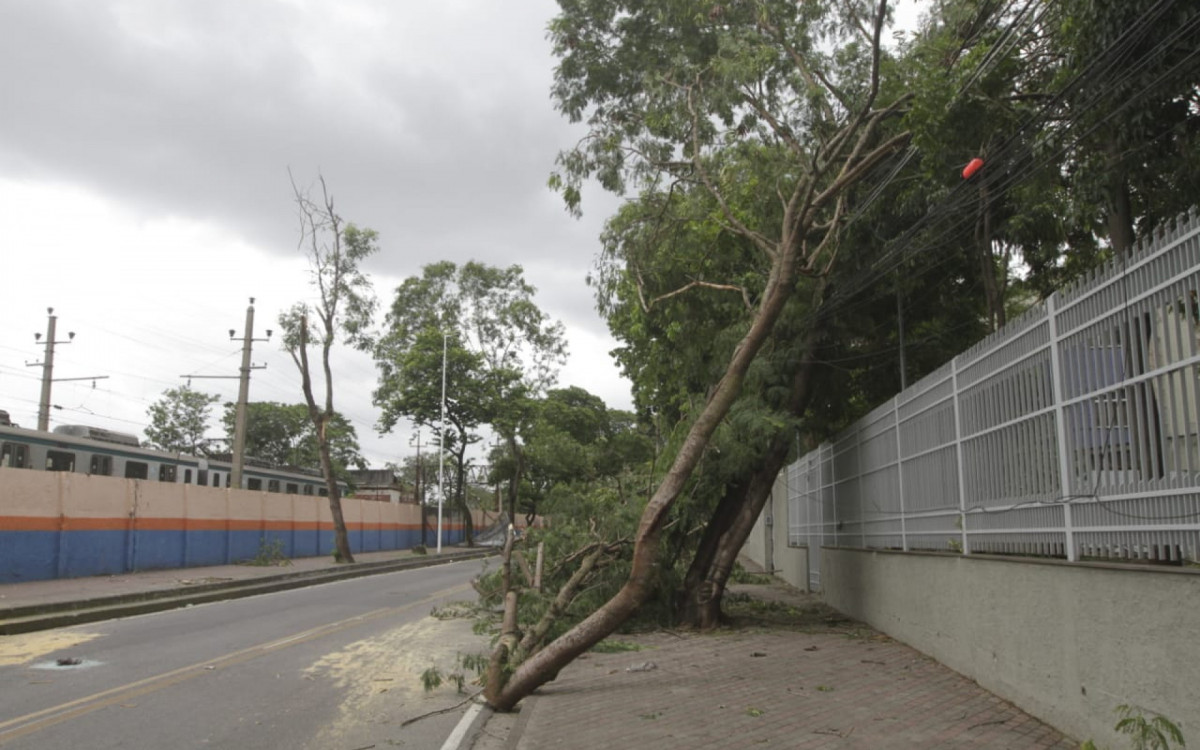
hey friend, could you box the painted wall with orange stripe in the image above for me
[0,468,484,583]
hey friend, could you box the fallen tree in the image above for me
[481,0,910,711]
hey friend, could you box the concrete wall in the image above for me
[0,467,484,583]
[740,473,808,590]
[821,547,1200,746]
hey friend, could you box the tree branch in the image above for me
[647,280,754,312]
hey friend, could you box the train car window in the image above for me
[2,443,29,469]
[125,461,148,479]
[267,480,281,493]
[159,465,177,482]
[286,483,299,494]
[184,469,193,484]
[46,450,76,472]
[89,455,113,476]
[247,478,262,491]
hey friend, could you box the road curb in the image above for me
[441,699,493,750]
[0,549,495,635]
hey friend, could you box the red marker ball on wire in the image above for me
[962,157,984,179]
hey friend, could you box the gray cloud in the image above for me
[0,0,615,336]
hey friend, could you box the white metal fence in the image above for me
[788,210,1200,589]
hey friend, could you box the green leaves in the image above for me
[219,402,365,472]
[1113,704,1187,750]
[144,385,219,454]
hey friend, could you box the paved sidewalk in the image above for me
[0,548,426,610]
[473,584,1079,750]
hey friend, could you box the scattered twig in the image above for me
[398,691,482,728]
[814,726,855,738]
[968,719,1008,731]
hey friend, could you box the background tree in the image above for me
[219,401,365,473]
[144,385,219,454]
[374,261,567,531]
[387,451,441,544]
[279,173,378,564]
[1053,0,1200,255]
[510,386,655,521]
[375,328,492,544]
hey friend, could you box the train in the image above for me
[0,421,342,497]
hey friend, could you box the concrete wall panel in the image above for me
[821,548,1200,746]
[0,471,440,582]
[293,495,320,557]
[0,467,60,519]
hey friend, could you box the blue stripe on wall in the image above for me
[0,532,59,583]
[0,526,443,584]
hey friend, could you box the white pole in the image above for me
[437,331,448,554]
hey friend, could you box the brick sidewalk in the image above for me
[475,591,1078,749]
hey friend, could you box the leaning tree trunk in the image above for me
[677,479,749,625]
[685,436,792,628]
[679,305,824,629]
[484,217,802,712]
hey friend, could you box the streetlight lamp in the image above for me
[437,331,448,554]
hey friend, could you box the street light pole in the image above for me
[437,331,448,554]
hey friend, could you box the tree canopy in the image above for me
[144,385,219,454]
[374,261,568,534]
[219,401,364,474]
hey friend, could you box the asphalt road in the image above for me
[0,559,490,749]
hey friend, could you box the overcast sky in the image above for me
[0,0,923,469]
[0,0,638,468]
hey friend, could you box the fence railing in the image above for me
[788,210,1200,587]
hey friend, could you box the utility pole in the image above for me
[437,331,448,554]
[186,298,270,488]
[231,300,272,489]
[27,308,107,431]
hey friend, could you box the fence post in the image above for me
[951,356,970,554]
[893,395,908,551]
[1046,293,1078,561]
[856,428,866,549]
[829,443,839,549]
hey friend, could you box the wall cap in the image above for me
[820,546,1200,577]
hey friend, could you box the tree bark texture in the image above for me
[975,180,1006,331]
[1105,135,1135,256]
[453,445,474,545]
[679,305,824,629]
[297,315,355,564]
